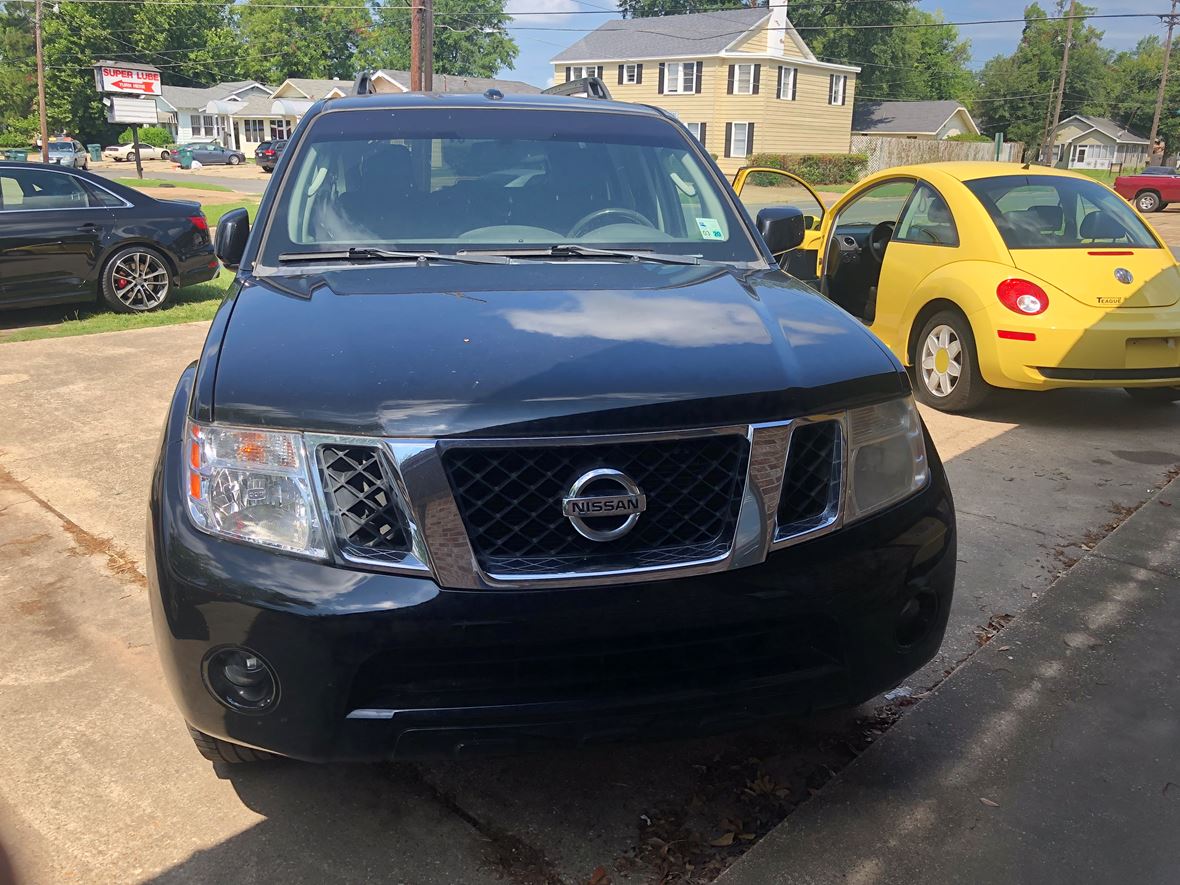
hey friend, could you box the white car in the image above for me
[103,143,172,162]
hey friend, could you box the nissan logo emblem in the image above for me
[561,468,647,542]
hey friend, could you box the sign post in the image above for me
[93,60,162,180]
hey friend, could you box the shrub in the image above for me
[0,114,41,148]
[947,133,991,143]
[118,126,173,147]
[746,152,868,185]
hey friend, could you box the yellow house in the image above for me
[550,1,859,175]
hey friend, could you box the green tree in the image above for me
[238,0,370,83]
[617,0,758,17]
[0,4,36,134]
[40,0,247,144]
[975,2,1112,155]
[1106,35,1180,155]
[358,0,517,78]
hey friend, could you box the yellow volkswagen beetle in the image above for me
[733,162,1180,411]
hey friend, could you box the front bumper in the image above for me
[148,371,956,763]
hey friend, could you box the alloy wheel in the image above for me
[110,251,169,310]
[1137,192,1160,212]
[920,324,962,398]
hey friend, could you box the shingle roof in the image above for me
[852,100,975,135]
[1065,114,1149,145]
[551,7,769,62]
[159,81,268,110]
[279,78,351,99]
[225,94,280,117]
[373,69,541,94]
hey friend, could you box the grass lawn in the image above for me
[114,177,234,193]
[204,200,260,226]
[1,273,232,343]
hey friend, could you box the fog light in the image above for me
[896,591,939,647]
[204,647,278,713]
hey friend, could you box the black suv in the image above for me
[257,139,286,173]
[148,92,956,764]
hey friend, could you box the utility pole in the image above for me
[410,0,421,90]
[1041,0,1078,166]
[1148,0,1178,162]
[409,0,433,91]
[34,0,49,163]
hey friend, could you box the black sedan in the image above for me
[258,139,287,173]
[0,163,218,312]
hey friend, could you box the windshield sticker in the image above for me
[695,217,724,240]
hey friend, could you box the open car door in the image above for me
[732,166,825,283]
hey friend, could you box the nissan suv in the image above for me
[147,92,956,764]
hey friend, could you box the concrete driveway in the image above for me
[0,322,1178,884]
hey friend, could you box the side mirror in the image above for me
[756,206,806,256]
[215,207,250,270]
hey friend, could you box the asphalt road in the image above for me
[88,164,271,195]
[0,319,1177,884]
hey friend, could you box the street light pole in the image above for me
[1148,0,1178,162]
[34,0,49,163]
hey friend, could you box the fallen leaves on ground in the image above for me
[974,613,1014,646]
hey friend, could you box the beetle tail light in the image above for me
[996,278,1049,315]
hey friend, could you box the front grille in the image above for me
[441,435,750,576]
[318,444,411,562]
[777,421,841,536]
[347,615,843,710]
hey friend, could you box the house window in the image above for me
[566,65,602,82]
[726,122,753,158]
[623,64,639,84]
[664,62,697,94]
[778,66,797,101]
[686,122,706,146]
[828,74,847,106]
[243,119,266,142]
[733,63,755,95]
[270,119,292,140]
[189,114,218,137]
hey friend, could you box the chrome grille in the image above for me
[318,444,411,561]
[777,421,841,537]
[440,436,750,576]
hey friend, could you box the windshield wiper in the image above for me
[278,248,509,265]
[467,244,701,265]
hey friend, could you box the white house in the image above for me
[154,81,272,148]
[851,100,980,140]
[1049,114,1150,171]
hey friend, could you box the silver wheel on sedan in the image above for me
[109,250,170,311]
[920,324,962,398]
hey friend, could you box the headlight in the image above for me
[845,397,928,522]
[186,421,327,558]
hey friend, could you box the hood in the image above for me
[211,263,906,437]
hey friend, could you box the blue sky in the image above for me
[498,0,1171,88]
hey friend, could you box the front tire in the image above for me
[1135,191,1162,213]
[187,724,277,764]
[100,246,173,313]
[912,310,989,412]
[1125,387,1180,405]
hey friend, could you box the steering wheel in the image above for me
[868,220,895,264]
[569,208,655,238]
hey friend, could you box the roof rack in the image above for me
[541,76,613,100]
[353,71,377,96]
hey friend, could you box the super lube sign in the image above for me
[94,65,161,96]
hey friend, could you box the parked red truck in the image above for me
[1114,166,1180,213]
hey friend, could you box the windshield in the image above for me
[964,174,1159,250]
[258,107,759,264]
